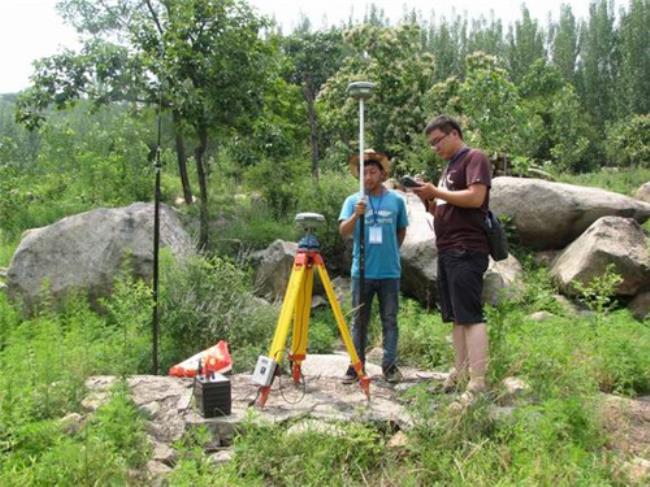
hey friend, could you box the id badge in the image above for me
[369,225,383,245]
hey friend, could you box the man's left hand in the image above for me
[412,182,437,201]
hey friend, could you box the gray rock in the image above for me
[634,182,650,203]
[622,457,650,484]
[501,377,530,399]
[209,449,234,466]
[629,291,650,320]
[387,431,408,448]
[0,267,7,279]
[146,460,171,485]
[482,254,524,305]
[140,401,161,420]
[253,239,298,301]
[151,441,177,465]
[59,412,83,435]
[6,202,192,313]
[533,250,560,267]
[399,193,438,308]
[491,177,650,250]
[551,217,650,296]
[82,354,439,458]
[528,311,554,322]
[553,294,580,315]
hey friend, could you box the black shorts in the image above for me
[437,249,489,325]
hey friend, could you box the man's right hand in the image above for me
[354,199,367,218]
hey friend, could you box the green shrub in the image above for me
[606,113,650,167]
[159,253,277,372]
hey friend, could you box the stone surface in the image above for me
[59,412,83,435]
[152,441,177,466]
[6,202,192,313]
[387,431,408,449]
[622,457,650,484]
[482,254,524,305]
[399,192,438,308]
[83,354,444,457]
[501,377,530,399]
[635,182,650,203]
[551,217,650,296]
[146,460,172,484]
[528,311,555,322]
[209,449,235,466]
[533,250,560,267]
[601,394,650,458]
[140,401,162,420]
[253,239,298,301]
[629,291,650,321]
[491,177,650,250]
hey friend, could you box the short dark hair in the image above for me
[424,115,463,140]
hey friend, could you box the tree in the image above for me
[550,4,579,83]
[618,0,650,115]
[17,0,272,250]
[318,23,435,174]
[506,6,546,84]
[425,52,543,167]
[283,28,346,179]
[576,0,619,128]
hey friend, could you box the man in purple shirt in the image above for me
[413,115,491,398]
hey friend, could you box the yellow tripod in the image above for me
[255,216,370,408]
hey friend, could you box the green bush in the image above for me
[159,252,278,372]
[606,113,650,167]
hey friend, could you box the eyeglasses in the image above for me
[429,133,450,147]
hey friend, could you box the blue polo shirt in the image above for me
[339,189,408,279]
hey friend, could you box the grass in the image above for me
[1,166,649,484]
[558,166,650,196]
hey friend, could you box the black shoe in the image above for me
[383,365,402,384]
[341,366,357,384]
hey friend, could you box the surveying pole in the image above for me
[346,81,375,362]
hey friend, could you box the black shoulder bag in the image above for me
[484,210,508,261]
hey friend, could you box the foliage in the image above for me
[426,51,542,161]
[573,263,624,321]
[158,252,277,372]
[318,23,435,174]
[605,113,650,167]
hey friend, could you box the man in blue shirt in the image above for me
[339,149,409,383]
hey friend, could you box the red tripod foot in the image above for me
[256,386,271,409]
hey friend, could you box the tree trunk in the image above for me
[172,111,193,204]
[194,124,210,251]
[304,83,320,180]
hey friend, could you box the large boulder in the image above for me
[635,182,650,203]
[550,216,650,296]
[629,291,650,321]
[253,240,298,301]
[399,192,438,307]
[491,177,650,250]
[7,202,192,312]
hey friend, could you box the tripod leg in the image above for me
[258,256,308,408]
[268,258,307,363]
[290,264,313,383]
[315,258,370,399]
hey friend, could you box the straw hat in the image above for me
[349,149,390,178]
